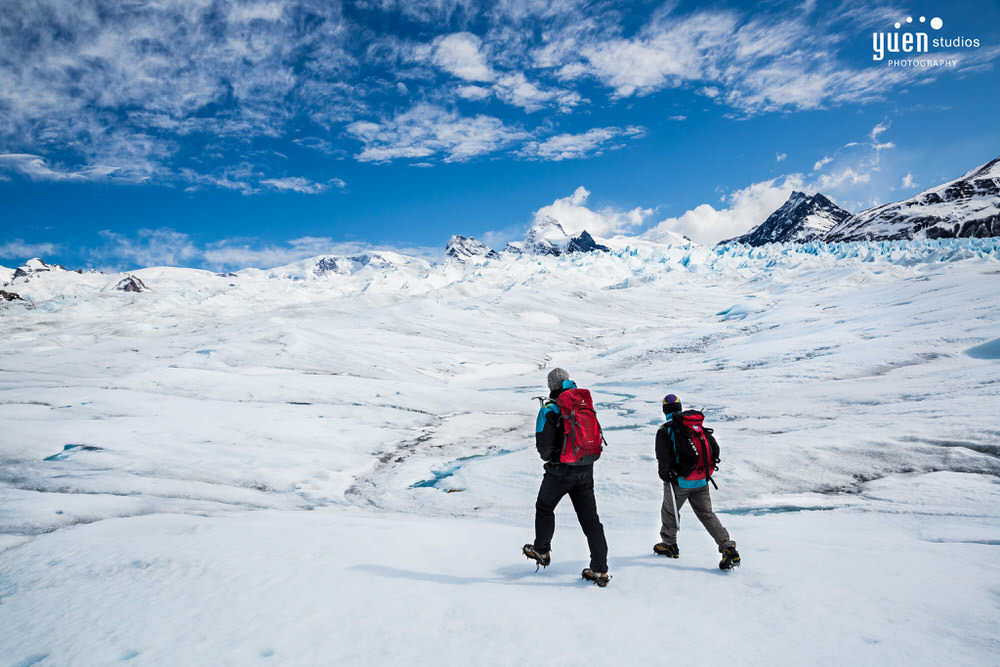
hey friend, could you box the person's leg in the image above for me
[658,482,688,545]
[688,486,735,549]
[568,474,609,573]
[534,471,571,552]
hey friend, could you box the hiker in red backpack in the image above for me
[654,394,741,570]
[523,368,611,587]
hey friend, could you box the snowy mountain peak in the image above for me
[312,253,399,277]
[960,155,1000,181]
[254,251,433,281]
[826,154,1000,242]
[445,235,499,262]
[525,216,568,245]
[723,191,851,246]
[504,216,610,256]
[313,257,346,276]
[10,258,74,281]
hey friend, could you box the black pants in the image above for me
[533,466,609,573]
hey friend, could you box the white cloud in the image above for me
[813,167,871,191]
[813,156,833,171]
[179,165,260,195]
[776,152,787,162]
[260,177,342,194]
[870,122,889,143]
[0,239,62,261]
[0,153,119,181]
[457,85,492,101]
[902,172,916,188]
[555,6,956,115]
[496,73,550,110]
[532,186,652,238]
[93,229,201,269]
[347,104,527,163]
[424,32,581,113]
[0,0,354,186]
[804,122,899,204]
[2,0,996,190]
[431,32,495,82]
[519,126,645,161]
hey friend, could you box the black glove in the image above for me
[658,466,676,483]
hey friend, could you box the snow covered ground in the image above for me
[2,239,999,665]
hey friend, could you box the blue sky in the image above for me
[2,0,999,271]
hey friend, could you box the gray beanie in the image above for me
[547,367,570,392]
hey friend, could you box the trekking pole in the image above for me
[669,481,680,528]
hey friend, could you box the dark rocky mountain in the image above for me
[723,192,851,246]
[115,276,148,292]
[445,235,499,261]
[825,156,1000,242]
[564,230,610,253]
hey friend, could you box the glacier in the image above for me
[1,238,999,665]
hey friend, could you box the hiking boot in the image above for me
[653,542,679,558]
[581,568,612,588]
[522,544,551,570]
[719,545,741,570]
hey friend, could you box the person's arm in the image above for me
[655,424,675,481]
[535,403,561,462]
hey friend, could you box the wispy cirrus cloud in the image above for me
[518,126,646,161]
[92,229,201,269]
[0,154,120,181]
[1,0,995,183]
[261,177,346,194]
[0,0,354,190]
[0,239,63,262]
[347,103,528,163]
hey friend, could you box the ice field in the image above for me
[1,238,999,665]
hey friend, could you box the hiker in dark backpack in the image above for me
[653,394,740,570]
[523,368,611,587]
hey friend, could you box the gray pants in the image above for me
[660,482,735,551]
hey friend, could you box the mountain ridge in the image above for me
[730,155,1000,246]
[723,191,851,246]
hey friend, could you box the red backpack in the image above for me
[556,388,605,465]
[671,410,721,487]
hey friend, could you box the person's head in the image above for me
[547,367,571,392]
[662,393,682,415]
